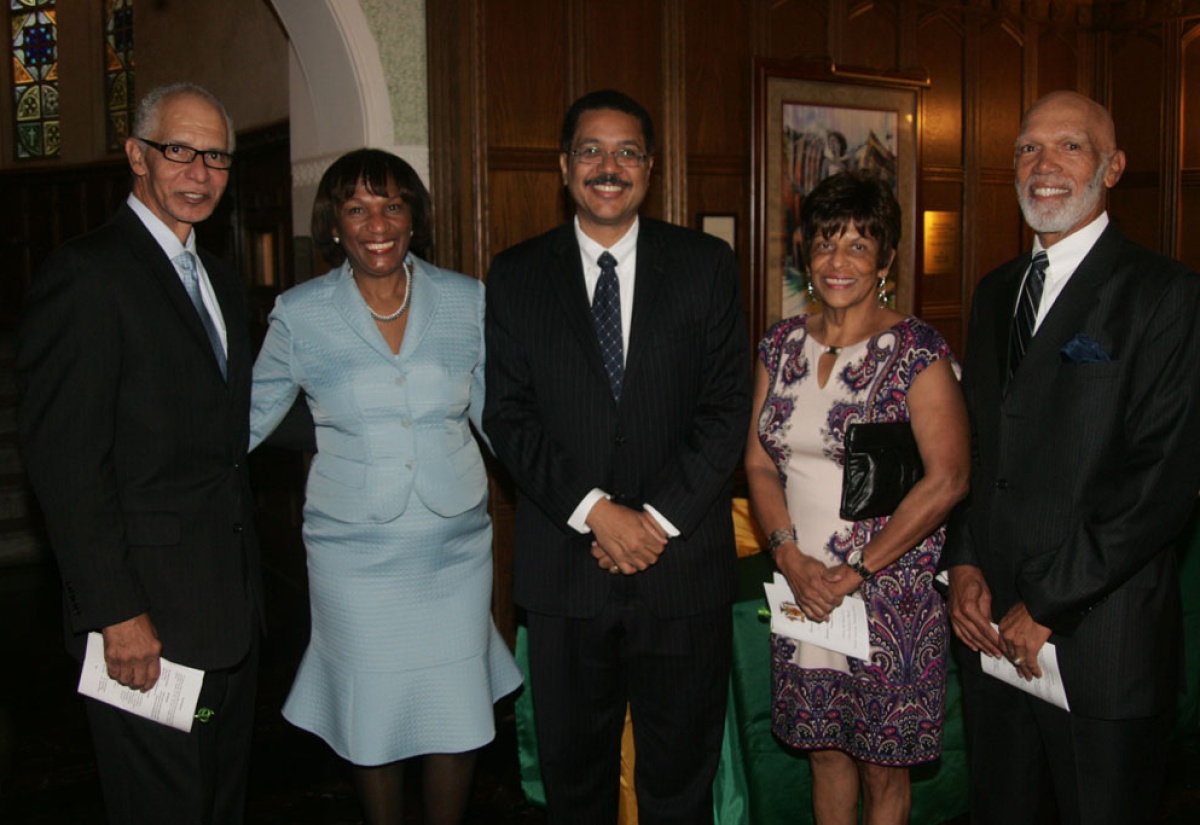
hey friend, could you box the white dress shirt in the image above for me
[1025,212,1109,333]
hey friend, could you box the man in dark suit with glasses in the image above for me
[18,82,262,824]
[485,89,751,824]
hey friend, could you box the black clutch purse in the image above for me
[839,422,925,521]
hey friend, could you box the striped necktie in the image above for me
[1007,250,1048,383]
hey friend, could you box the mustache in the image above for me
[584,173,630,188]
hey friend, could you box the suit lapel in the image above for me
[331,264,406,366]
[990,255,1029,387]
[200,250,242,387]
[625,222,666,389]
[549,227,613,392]
[1010,227,1119,389]
[117,207,230,383]
[395,259,437,363]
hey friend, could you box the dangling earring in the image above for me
[333,235,341,244]
[806,278,818,304]
[877,276,888,307]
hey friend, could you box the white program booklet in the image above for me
[980,623,1071,711]
[78,632,205,732]
[764,573,871,660]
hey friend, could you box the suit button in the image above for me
[615,434,627,446]
[401,417,412,428]
[232,522,243,533]
[395,376,406,386]
[994,479,1009,490]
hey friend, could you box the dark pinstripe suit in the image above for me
[484,218,750,823]
[944,223,1200,822]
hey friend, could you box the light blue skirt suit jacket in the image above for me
[250,257,521,765]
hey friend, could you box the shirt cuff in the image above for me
[643,504,680,537]
[568,489,610,534]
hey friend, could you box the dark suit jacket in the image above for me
[18,204,262,670]
[944,223,1200,718]
[484,218,751,619]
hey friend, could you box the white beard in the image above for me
[1016,158,1109,235]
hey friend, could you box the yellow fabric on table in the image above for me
[732,496,765,558]
[616,498,763,823]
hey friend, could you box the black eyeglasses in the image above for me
[568,146,648,168]
[138,138,234,170]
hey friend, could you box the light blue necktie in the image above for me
[176,251,227,380]
[592,251,624,402]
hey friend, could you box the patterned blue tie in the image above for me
[592,251,624,402]
[176,252,227,380]
[1008,250,1048,384]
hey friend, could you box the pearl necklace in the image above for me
[364,259,413,322]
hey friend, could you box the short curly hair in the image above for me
[311,149,433,266]
[800,171,900,270]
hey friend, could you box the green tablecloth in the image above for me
[515,518,1200,823]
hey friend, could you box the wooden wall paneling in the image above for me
[1160,19,1184,258]
[974,176,1023,285]
[482,0,567,152]
[1182,22,1200,271]
[428,0,485,278]
[1184,23,1200,169]
[683,0,753,161]
[960,4,983,339]
[976,20,1025,170]
[916,8,966,352]
[487,166,566,255]
[840,0,900,72]
[661,0,688,225]
[1107,28,1165,252]
[764,0,830,61]
[918,11,965,170]
[1037,26,1081,97]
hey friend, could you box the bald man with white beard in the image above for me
[943,90,1200,824]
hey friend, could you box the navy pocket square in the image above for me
[1060,333,1111,363]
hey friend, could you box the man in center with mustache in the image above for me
[484,89,751,824]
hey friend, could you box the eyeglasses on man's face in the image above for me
[138,138,234,170]
[568,145,649,168]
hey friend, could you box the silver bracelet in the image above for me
[765,526,796,558]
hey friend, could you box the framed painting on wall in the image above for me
[752,61,925,334]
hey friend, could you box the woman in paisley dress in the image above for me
[745,172,970,824]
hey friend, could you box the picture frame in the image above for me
[699,213,737,253]
[751,61,925,335]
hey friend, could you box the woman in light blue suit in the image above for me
[250,149,521,825]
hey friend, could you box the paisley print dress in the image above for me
[756,314,953,766]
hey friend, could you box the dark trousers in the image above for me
[527,584,732,825]
[85,637,259,825]
[958,642,1169,825]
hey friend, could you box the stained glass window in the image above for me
[104,0,133,151]
[11,0,59,159]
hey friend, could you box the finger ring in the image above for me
[1011,657,1024,666]
[610,565,620,573]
